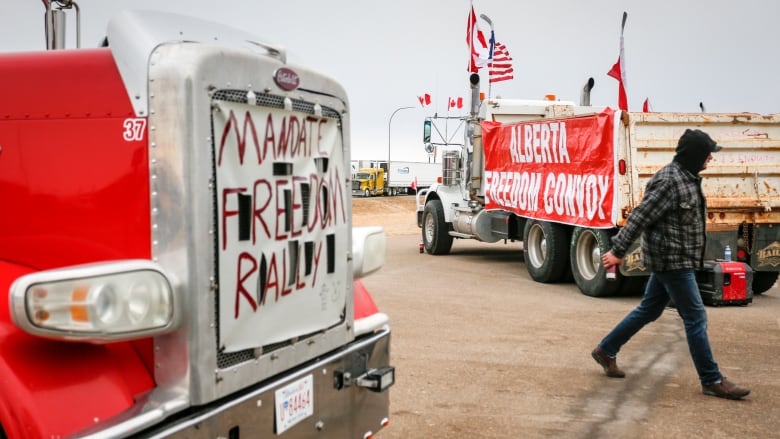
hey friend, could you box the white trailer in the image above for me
[384,160,440,195]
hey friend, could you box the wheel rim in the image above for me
[575,230,601,280]
[424,212,435,244]
[527,224,547,268]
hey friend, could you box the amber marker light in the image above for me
[69,285,90,322]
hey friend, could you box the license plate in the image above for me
[274,374,314,434]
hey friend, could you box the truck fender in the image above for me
[353,279,379,319]
[0,261,155,438]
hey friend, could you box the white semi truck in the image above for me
[417,73,780,297]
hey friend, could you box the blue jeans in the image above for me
[598,269,722,385]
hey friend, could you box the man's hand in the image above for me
[602,250,622,268]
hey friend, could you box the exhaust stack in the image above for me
[42,0,80,50]
[580,77,595,106]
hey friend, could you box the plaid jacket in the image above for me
[610,161,706,271]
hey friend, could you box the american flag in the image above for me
[489,41,514,83]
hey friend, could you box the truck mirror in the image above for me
[423,120,432,143]
[424,143,434,154]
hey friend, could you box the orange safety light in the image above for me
[479,92,486,101]
[545,94,557,101]
[70,285,90,322]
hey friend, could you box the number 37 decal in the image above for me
[123,118,147,142]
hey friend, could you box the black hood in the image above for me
[672,129,723,175]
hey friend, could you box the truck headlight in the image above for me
[10,260,179,342]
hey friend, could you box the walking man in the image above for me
[592,129,750,400]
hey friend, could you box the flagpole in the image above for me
[467,0,474,74]
[480,13,494,100]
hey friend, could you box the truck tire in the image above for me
[422,199,453,255]
[753,271,779,295]
[523,220,569,283]
[364,189,370,197]
[570,227,622,297]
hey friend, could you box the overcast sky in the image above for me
[3,1,780,162]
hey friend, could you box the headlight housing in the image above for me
[10,260,179,342]
[352,226,386,278]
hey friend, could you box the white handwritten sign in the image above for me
[214,100,348,352]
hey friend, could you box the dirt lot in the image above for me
[353,195,780,439]
[352,195,420,235]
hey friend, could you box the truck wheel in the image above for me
[422,199,453,255]
[364,189,370,197]
[752,271,779,295]
[523,220,569,283]
[570,227,622,297]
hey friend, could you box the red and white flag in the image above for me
[642,98,650,112]
[466,6,489,73]
[418,93,432,106]
[607,12,628,111]
[411,176,418,191]
[489,41,514,83]
[448,97,464,109]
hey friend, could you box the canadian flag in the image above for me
[466,6,489,73]
[411,176,418,191]
[448,97,464,109]
[418,93,431,106]
[607,12,629,111]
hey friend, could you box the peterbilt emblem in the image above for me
[274,67,300,91]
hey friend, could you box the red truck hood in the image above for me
[0,48,151,271]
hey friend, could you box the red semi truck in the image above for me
[0,3,393,438]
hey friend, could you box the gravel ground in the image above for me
[353,194,780,439]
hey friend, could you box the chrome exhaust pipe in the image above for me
[580,77,595,106]
[42,0,80,50]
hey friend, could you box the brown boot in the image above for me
[591,347,625,378]
[702,377,750,400]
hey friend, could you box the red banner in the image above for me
[482,109,616,228]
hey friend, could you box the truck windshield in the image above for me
[356,172,371,179]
